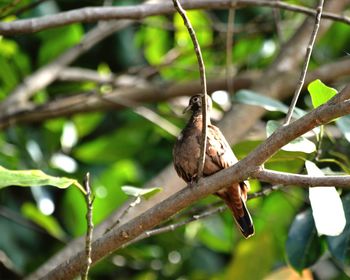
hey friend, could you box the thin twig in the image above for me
[226,5,235,94]
[252,167,350,187]
[172,0,208,180]
[247,184,284,199]
[284,0,324,125]
[82,173,94,280]
[104,197,140,234]
[122,205,226,247]
[122,184,282,247]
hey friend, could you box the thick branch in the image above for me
[0,71,257,129]
[27,84,350,280]
[1,57,350,130]
[24,1,349,278]
[1,0,349,35]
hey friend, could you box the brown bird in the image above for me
[173,94,254,238]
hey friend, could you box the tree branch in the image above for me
[0,20,132,116]
[121,204,227,248]
[253,167,350,187]
[82,173,94,280]
[127,0,347,242]
[26,84,350,280]
[0,71,257,130]
[23,1,349,278]
[1,56,350,130]
[122,184,285,247]
[1,0,349,35]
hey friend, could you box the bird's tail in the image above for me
[216,182,254,238]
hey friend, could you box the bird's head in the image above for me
[183,94,212,114]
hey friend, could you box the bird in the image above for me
[173,94,254,238]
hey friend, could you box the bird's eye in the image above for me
[193,97,199,103]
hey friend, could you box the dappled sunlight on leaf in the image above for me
[306,160,345,236]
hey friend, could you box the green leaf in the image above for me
[286,209,322,272]
[308,79,337,108]
[37,24,83,65]
[318,22,350,58]
[0,165,84,193]
[61,186,86,237]
[73,112,103,138]
[21,203,67,242]
[336,115,350,143]
[327,194,350,267]
[233,36,264,65]
[62,160,138,236]
[198,215,232,253]
[135,16,170,65]
[233,140,306,174]
[74,119,152,164]
[235,90,306,118]
[0,37,30,96]
[121,186,162,199]
[163,10,214,81]
[266,121,316,153]
[227,191,303,279]
[174,11,212,49]
[0,56,19,92]
[0,38,18,57]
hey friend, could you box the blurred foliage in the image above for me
[0,0,350,279]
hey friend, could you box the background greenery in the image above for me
[1,0,350,279]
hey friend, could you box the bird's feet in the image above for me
[188,176,203,187]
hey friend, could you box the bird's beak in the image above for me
[182,104,191,114]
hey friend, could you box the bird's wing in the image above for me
[206,124,237,169]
